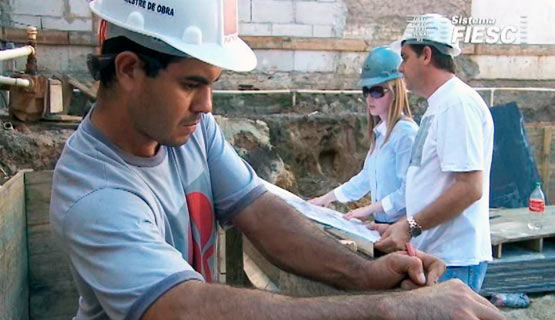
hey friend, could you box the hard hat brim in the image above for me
[356,73,402,88]
[90,1,257,72]
[390,39,461,57]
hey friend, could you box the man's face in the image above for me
[130,58,222,147]
[399,44,423,94]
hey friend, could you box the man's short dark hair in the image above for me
[96,36,184,87]
[409,44,456,74]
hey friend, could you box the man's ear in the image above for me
[421,46,434,66]
[114,52,144,91]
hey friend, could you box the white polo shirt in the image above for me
[406,77,494,266]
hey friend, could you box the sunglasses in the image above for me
[362,86,390,99]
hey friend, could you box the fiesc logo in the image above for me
[451,16,526,45]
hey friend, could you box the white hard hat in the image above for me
[89,0,257,72]
[391,13,461,57]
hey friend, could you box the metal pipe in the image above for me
[0,76,31,88]
[0,46,35,62]
[25,26,38,75]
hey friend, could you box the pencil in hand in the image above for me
[405,242,416,257]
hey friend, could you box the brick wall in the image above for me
[240,0,346,38]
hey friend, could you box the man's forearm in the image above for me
[234,193,377,290]
[143,280,393,320]
[414,172,483,230]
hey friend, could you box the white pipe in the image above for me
[213,87,555,95]
[0,76,31,88]
[0,46,35,62]
[475,87,555,92]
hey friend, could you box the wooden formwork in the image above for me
[0,170,246,320]
[526,123,555,204]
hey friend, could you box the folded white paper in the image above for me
[263,180,380,243]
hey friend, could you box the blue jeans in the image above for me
[439,261,488,292]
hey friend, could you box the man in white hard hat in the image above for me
[50,2,503,319]
[373,13,495,293]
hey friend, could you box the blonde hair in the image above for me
[367,78,413,153]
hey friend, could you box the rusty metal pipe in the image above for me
[0,46,35,62]
[0,75,31,88]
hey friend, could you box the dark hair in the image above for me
[409,44,456,74]
[96,36,184,87]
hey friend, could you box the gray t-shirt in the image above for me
[50,111,266,320]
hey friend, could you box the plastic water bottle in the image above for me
[528,182,545,230]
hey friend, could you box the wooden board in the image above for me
[490,206,555,258]
[243,236,346,297]
[0,171,29,320]
[24,171,79,320]
[324,227,374,258]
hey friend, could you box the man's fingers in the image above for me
[374,238,395,253]
[405,256,426,286]
[368,222,389,235]
[443,280,505,320]
[470,289,503,314]
[387,253,426,286]
[472,297,506,320]
[414,250,446,286]
[399,279,423,290]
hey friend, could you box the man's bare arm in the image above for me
[412,170,483,229]
[142,279,504,320]
[233,191,445,290]
[374,171,483,252]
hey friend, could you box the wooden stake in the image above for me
[542,127,552,202]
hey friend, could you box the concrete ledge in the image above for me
[243,36,370,52]
[1,28,97,47]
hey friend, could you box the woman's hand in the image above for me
[308,191,336,207]
[344,201,382,220]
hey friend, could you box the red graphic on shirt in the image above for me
[186,192,215,282]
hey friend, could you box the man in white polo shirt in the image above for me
[373,13,494,292]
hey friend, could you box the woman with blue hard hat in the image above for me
[310,46,418,224]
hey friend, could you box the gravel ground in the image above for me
[502,293,555,319]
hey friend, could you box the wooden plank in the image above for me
[543,127,552,201]
[0,171,29,320]
[42,114,83,123]
[24,171,54,226]
[243,237,344,297]
[29,279,79,319]
[324,227,374,258]
[490,206,555,245]
[24,171,79,320]
[67,76,98,101]
[489,206,555,258]
[225,228,249,286]
[493,244,503,259]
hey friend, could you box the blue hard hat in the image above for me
[357,46,403,87]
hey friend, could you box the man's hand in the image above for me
[386,279,506,320]
[371,219,410,253]
[361,249,445,290]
